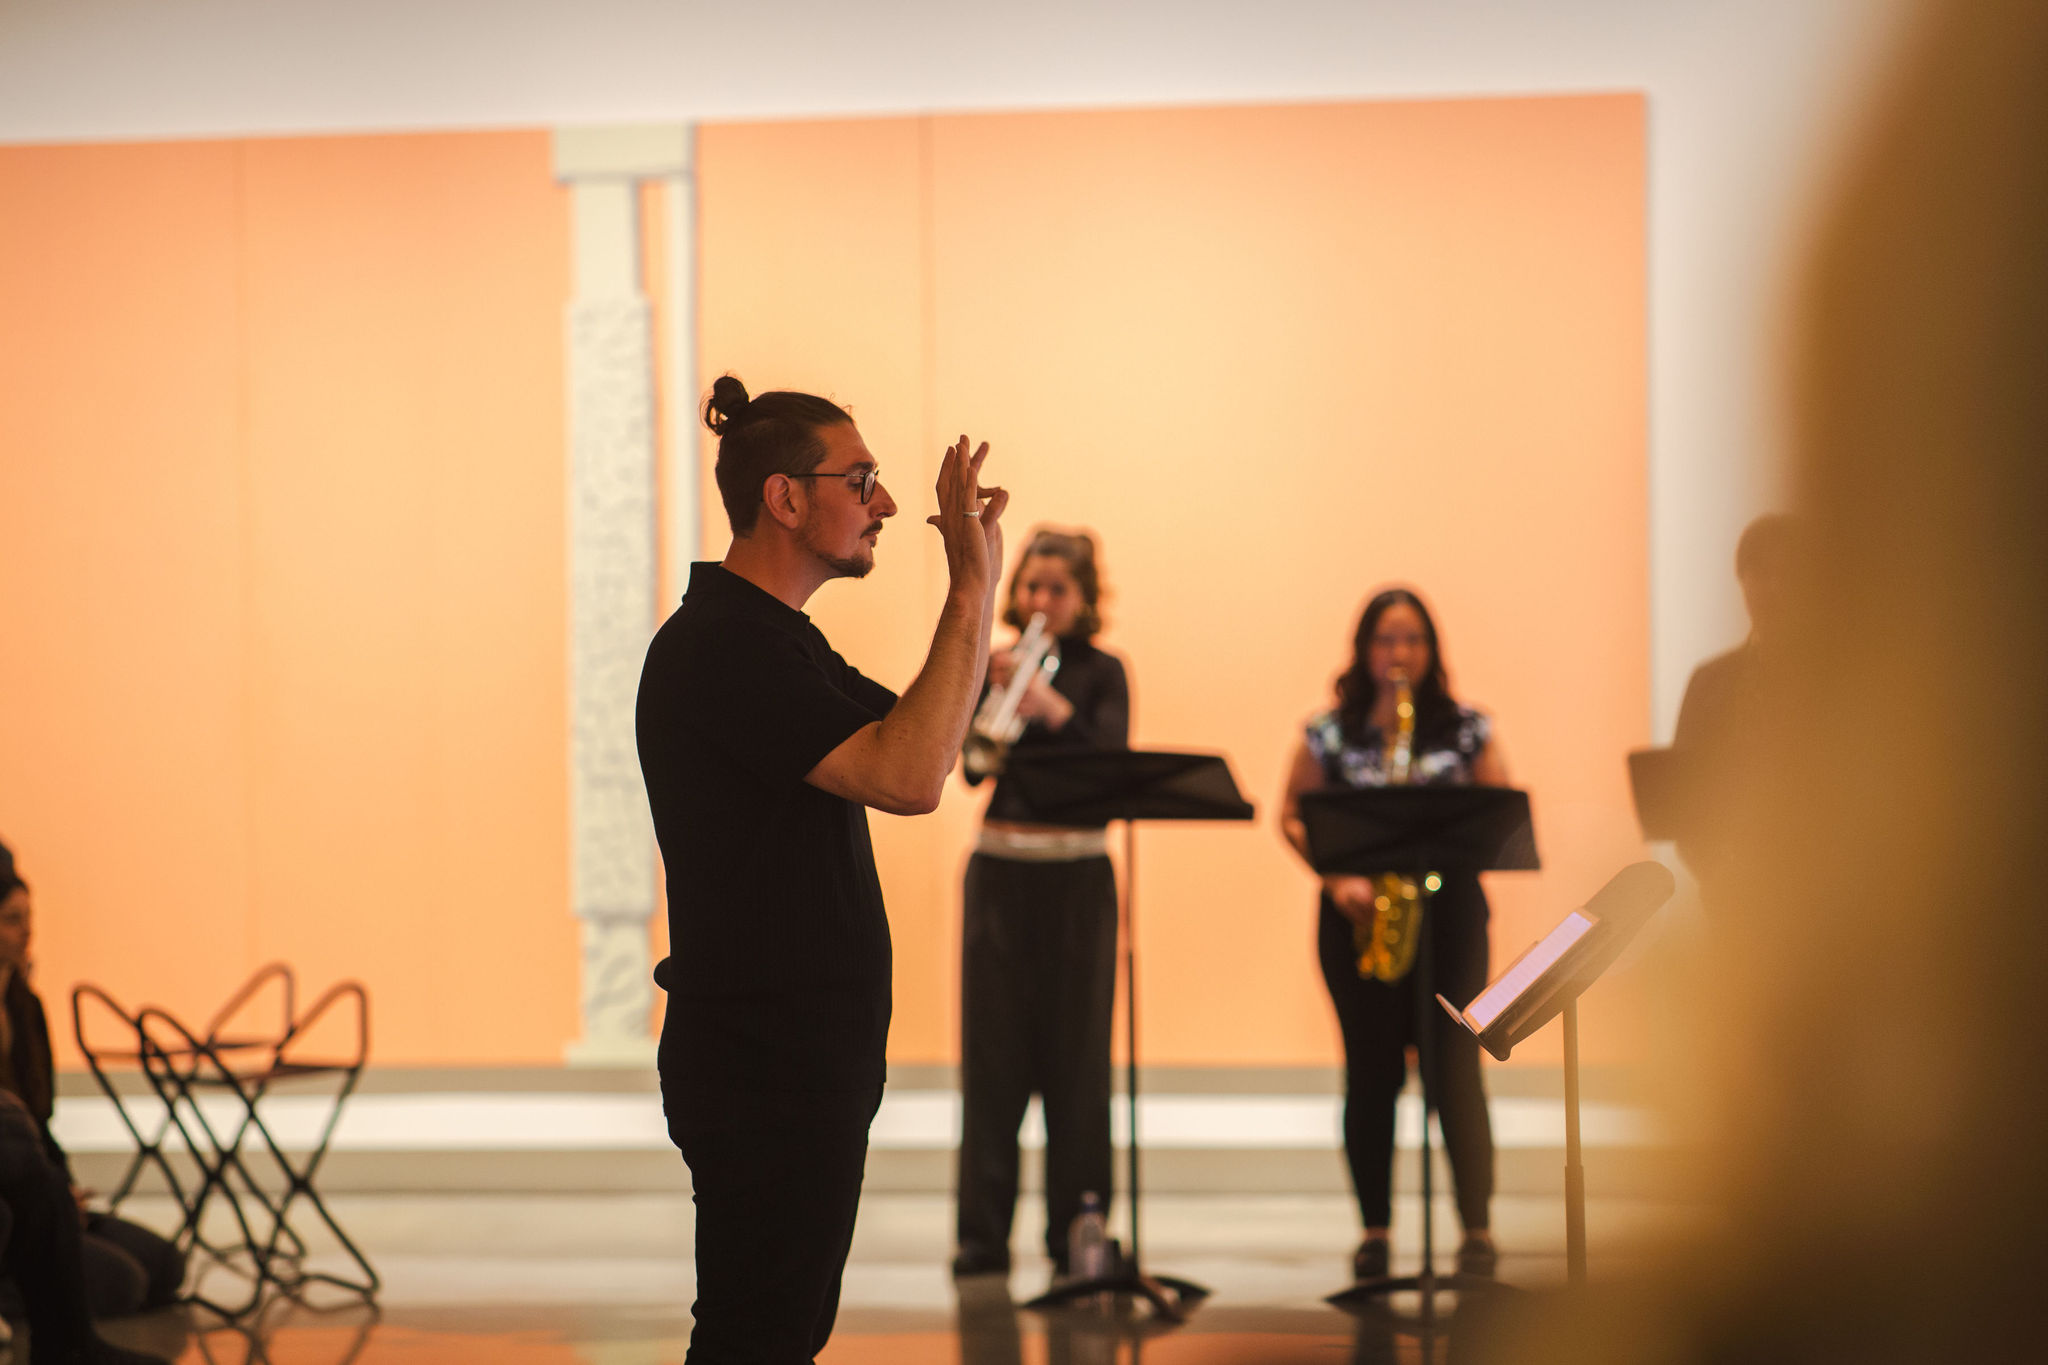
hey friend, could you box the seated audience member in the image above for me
[0,1080,165,1361]
[0,843,184,1326]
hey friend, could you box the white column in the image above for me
[554,124,692,1067]
[662,170,701,606]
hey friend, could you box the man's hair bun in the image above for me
[703,374,753,435]
[701,374,854,534]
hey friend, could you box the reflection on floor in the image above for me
[82,1192,1709,1364]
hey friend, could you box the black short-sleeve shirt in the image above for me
[636,562,899,1094]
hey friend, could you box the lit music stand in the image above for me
[1300,786,1538,1317]
[1005,749,1256,1324]
[1436,861,1676,1285]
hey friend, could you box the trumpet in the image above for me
[1356,672,1425,981]
[962,612,1061,779]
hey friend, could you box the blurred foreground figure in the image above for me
[1465,2,2048,1360]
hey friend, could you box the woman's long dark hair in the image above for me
[1334,587,1459,747]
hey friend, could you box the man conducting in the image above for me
[636,375,1007,1364]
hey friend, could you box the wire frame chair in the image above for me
[75,964,377,1320]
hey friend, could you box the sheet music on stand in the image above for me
[1435,860,1677,1288]
[1442,909,1600,1063]
[1438,860,1671,1062]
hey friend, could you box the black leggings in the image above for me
[955,852,1118,1266]
[1317,878,1494,1232]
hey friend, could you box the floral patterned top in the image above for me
[1304,704,1493,789]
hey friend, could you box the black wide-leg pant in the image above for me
[956,852,1118,1267]
[665,1084,882,1365]
[1317,876,1495,1232]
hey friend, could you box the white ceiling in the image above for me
[0,0,1903,145]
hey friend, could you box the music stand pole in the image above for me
[1028,816,1205,1321]
[1123,819,1143,1272]
[1434,860,1679,1297]
[1414,875,1437,1321]
[1011,749,1254,1324]
[1563,997,1586,1286]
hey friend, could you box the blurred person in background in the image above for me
[0,849,185,1321]
[1459,2,2048,1359]
[952,528,1130,1279]
[1278,588,1511,1282]
[1669,513,1801,910]
[0,842,168,1365]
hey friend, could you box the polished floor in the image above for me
[74,1190,1709,1364]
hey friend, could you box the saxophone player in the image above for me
[952,529,1131,1280]
[1279,587,1510,1283]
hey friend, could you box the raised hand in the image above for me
[977,479,1010,569]
[927,435,1006,593]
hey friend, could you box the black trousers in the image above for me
[0,1093,102,1358]
[665,1084,882,1365]
[0,1210,186,1321]
[956,853,1118,1267]
[82,1213,186,1315]
[1317,877,1494,1232]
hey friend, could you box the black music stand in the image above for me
[1005,749,1256,1324]
[1299,786,1538,1319]
[1437,861,1676,1285]
[1625,747,1704,842]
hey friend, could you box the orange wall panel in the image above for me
[0,133,574,1066]
[928,98,1649,1067]
[699,96,1648,1068]
[233,133,574,1064]
[8,98,1644,1071]
[696,117,980,1064]
[0,142,258,1037]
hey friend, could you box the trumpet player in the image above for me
[1278,587,1509,1283]
[952,529,1130,1280]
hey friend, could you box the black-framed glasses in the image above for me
[789,467,880,505]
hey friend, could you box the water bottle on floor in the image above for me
[1068,1191,1111,1306]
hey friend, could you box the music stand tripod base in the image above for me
[1024,1266,1210,1323]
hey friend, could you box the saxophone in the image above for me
[962,613,1061,779]
[1355,673,1425,981]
